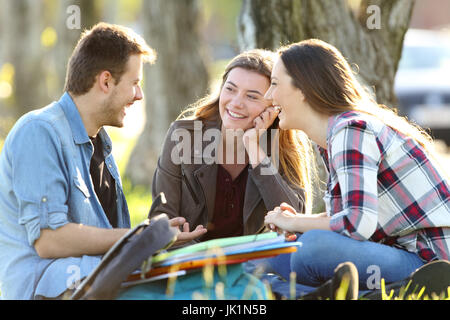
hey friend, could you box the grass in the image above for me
[378,278,450,300]
[122,177,152,227]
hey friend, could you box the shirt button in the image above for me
[41,197,47,203]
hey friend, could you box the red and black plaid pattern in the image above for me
[322,111,450,262]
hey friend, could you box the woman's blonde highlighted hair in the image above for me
[179,49,317,214]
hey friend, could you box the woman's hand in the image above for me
[266,202,332,237]
[265,203,299,232]
[169,217,207,246]
[265,203,300,241]
[243,106,280,167]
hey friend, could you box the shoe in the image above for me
[404,260,450,299]
[362,260,450,300]
[301,262,359,300]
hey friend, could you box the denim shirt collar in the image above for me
[97,127,113,157]
[58,92,114,157]
[58,92,91,145]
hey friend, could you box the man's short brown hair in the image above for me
[64,22,156,96]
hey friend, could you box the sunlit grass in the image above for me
[377,278,450,300]
[122,177,152,227]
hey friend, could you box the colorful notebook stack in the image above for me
[125,232,301,284]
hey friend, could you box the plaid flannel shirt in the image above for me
[321,111,450,262]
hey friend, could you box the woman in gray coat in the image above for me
[150,49,317,244]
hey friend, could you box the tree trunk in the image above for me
[0,0,48,119]
[125,0,209,187]
[238,0,415,106]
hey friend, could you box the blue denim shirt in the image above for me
[0,92,131,299]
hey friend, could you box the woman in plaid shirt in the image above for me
[260,39,450,297]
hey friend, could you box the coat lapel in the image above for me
[243,174,262,225]
[194,164,218,223]
[192,118,221,223]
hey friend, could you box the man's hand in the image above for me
[169,217,207,246]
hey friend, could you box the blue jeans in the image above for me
[244,230,425,298]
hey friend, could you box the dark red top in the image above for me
[202,164,248,241]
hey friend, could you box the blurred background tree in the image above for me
[0,0,103,118]
[125,0,209,186]
[0,0,49,135]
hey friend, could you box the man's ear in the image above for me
[97,70,113,94]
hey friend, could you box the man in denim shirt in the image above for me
[0,23,206,300]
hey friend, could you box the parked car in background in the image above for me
[394,28,450,144]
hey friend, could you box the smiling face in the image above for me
[101,54,144,128]
[219,67,271,131]
[265,57,310,130]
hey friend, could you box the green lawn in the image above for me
[122,177,152,227]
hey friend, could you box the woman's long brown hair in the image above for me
[279,39,438,160]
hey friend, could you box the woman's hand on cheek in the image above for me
[254,106,279,131]
[242,106,280,166]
